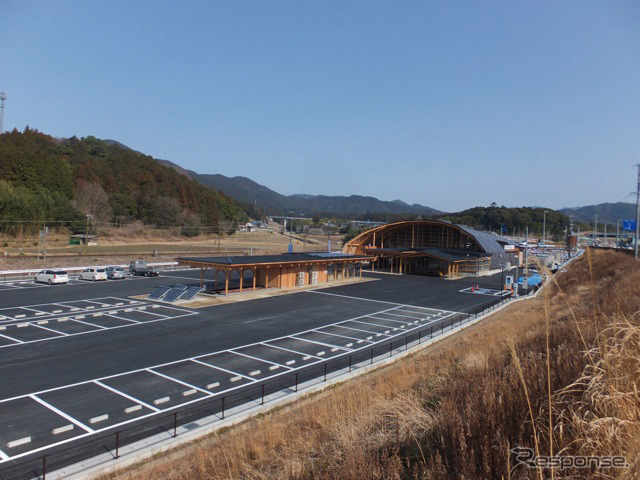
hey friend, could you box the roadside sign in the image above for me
[623,220,637,232]
[288,243,293,254]
[505,276,513,288]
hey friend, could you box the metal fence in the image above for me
[0,295,512,480]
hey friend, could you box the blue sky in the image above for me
[2,1,639,212]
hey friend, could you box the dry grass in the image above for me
[103,250,640,480]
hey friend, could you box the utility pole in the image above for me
[0,92,6,134]
[594,214,598,247]
[635,164,640,260]
[542,210,548,242]
[523,226,529,291]
[616,220,620,247]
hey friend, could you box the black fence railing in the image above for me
[0,295,512,480]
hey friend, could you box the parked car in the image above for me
[79,268,107,281]
[34,270,69,285]
[105,266,126,279]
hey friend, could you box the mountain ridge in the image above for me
[155,158,441,217]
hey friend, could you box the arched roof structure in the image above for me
[342,220,513,270]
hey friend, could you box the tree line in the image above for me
[0,128,245,236]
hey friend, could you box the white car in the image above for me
[34,270,69,285]
[79,268,108,281]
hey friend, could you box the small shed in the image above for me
[69,234,98,246]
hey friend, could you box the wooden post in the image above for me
[253,268,256,290]
[214,269,218,289]
[360,262,362,278]
[225,270,229,295]
[399,257,403,274]
[239,269,243,292]
[266,268,269,289]
[279,266,282,288]
[199,267,206,288]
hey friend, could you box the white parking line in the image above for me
[0,448,9,461]
[29,323,69,336]
[345,319,403,332]
[289,335,353,351]
[93,381,160,413]
[30,395,94,433]
[190,359,256,382]
[0,333,23,344]
[312,329,371,343]
[67,318,108,330]
[103,314,141,324]
[228,350,288,368]
[259,342,322,360]
[146,369,212,396]
[367,315,410,326]
[332,323,390,337]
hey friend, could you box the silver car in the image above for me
[105,266,126,279]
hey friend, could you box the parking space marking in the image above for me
[103,314,141,324]
[367,315,410,326]
[332,323,390,337]
[0,333,23,344]
[146,369,213,397]
[0,448,9,461]
[228,350,290,369]
[30,395,94,433]
[346,319,403,332]
[289,335,354,351]
[0,305,197,350]
[93,381,160,413]
[67,318,108,330]
[190,359,257,382]
[311,329,372,344]
[29,323,70,336]
[382,311,426,320]
[259,342,323,360]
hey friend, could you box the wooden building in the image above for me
[176,253,370,295]
[342,220,515,278]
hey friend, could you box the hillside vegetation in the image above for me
[438,204,570,239]
[0,128,244,236]
[109,250,639,479]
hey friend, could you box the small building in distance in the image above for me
[177,252,369,294]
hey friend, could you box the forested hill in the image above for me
[436,205,570,238]
[0,128,245,235]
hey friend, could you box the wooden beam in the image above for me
[225,270,229,295]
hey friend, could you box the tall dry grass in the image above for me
[106,250,640,480]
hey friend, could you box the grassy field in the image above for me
[103,250,640,480]
[0,229,337,270]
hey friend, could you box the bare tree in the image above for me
[74,180,112,222]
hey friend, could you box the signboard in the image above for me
[288,243,293,254]
[505,276,514,288]
[623,220,637,232]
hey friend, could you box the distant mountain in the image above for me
[559,202,636,225]
[156,159,441,217]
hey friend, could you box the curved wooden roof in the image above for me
[341,220,492,255]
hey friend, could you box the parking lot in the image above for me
[0,297,195,348]
[0,268,505,464]
[0,300,455,459]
